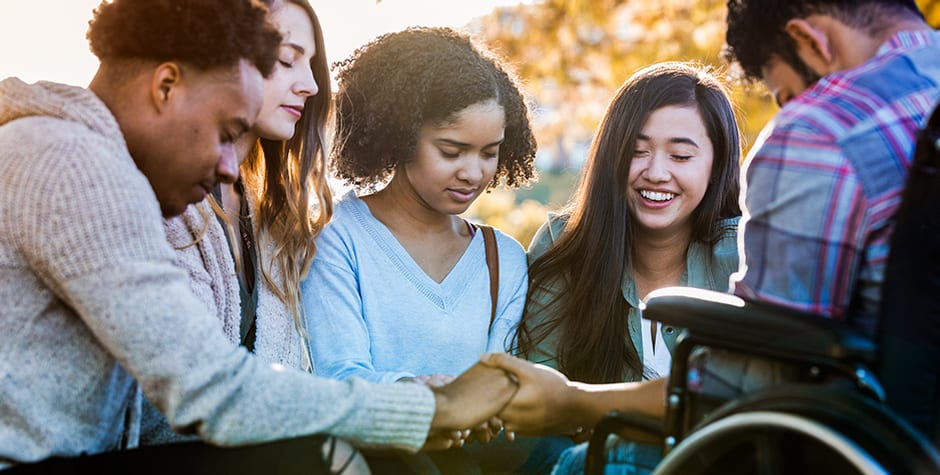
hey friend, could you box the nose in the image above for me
[644,153,671,183]
[295,66,318,98]
[216,143,240,185]
[456,156,484,183]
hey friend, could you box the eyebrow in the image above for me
[636,133,700,148]
[285,42,306,56]
[436,138,505,148]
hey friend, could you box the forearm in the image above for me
[567,378,667,430]
[66,268,435,451]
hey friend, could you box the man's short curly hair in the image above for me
[724,0,922,82]
[331,27,537,190]
[87,0,281,77]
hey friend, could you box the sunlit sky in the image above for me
[0,0,532,86]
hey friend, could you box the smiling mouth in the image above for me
[639,190,675,202]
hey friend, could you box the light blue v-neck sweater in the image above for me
[301,191,528,384]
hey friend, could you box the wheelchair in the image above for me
[585,103,940,475]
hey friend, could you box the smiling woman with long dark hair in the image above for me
[517,61,742,385]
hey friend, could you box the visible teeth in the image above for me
[640,190,675,202]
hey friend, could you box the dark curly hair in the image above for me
[724,0,922,82]
[87,0,281,77]
[331,27,537,190]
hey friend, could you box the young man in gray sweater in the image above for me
[0,0,516,471]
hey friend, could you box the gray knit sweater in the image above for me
[0,78,434,469]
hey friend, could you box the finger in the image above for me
[479,352,528,378]
[422,434,454,451]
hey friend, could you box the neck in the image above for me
[875,15,932,41]
[824,14,931,72]
[364,175,457,236]
[87,72,110,105]
[88,66,144,165]
[631,227,691,297]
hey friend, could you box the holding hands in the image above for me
[480,353,667,439]
[479,353,585,437]
[418,352,666,450]
[423,361,517,450]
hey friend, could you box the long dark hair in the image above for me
[515,62,742,383]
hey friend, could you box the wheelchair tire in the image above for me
[653,385,940,475]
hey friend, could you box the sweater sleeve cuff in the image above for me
[343,379,435,452]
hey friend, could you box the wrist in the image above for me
[566,381,594,429]
[429,386,454,430]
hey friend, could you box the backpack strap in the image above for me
[478,224,499,327]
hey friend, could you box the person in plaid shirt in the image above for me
[724,0,940,336]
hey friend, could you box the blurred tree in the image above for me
[920,0,940,25]
[466,188,552,248]
[473,0,775,166]
[476,0,939,169]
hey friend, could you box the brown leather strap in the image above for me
[479,224,499,327]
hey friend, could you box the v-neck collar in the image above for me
[346,192,483,310]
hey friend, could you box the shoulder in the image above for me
[318,191,367,240]
[2,119,151,215]
[488,226,527,269]
[327,190,363,222]
[691,217,739,291]
[773,40,940,142]
[712,217,739,259]
[526,212,570,261]
[164,201,215,247]
[4,116,120,171]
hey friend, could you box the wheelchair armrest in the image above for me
[585,411,664,475]
[641,287,876,364]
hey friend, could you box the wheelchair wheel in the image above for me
[653,385,940,475]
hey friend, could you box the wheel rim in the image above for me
[653,412,887,475]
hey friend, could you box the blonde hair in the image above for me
[234,0,333,336]
[242,136,332,336]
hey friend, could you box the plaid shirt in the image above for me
[733,30,940,336]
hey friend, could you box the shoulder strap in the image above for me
[478,224,499,327]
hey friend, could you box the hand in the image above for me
[465,416,503,445]
[421,429,470,451]
[482,353,668,438]
[479,352,581,436]
[412,373,454,388]
[429,361,518,432]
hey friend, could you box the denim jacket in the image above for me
[522,213,739,382]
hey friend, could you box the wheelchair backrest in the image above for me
[876,99,940,447]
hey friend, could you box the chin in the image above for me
[160,202,186,218]
[257,123,295,142]
[270,129,294,141]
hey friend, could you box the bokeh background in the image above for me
[3,0,938,247]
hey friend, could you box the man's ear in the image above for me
[784,18,833,71]
[149,62,182,112]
